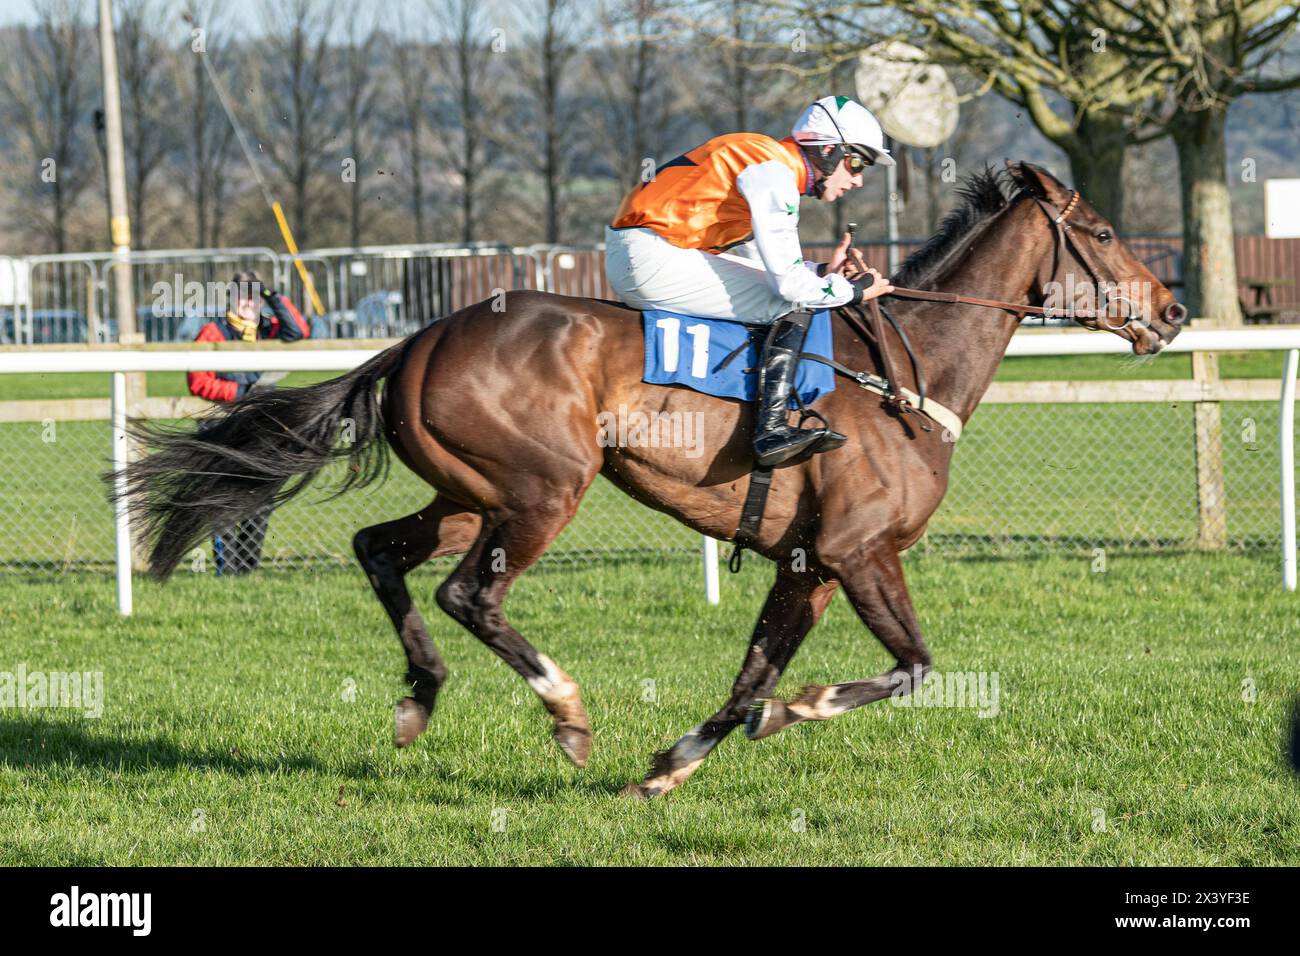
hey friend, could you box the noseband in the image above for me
[823,188,1142,437]
[1033,191,1136,328]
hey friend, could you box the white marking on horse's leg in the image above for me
[526,654,591,766]
[525,653,573,703]
[785,684,846,721]
[639,725,718,796]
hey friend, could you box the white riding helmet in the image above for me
[792,95,895,167]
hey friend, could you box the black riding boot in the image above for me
[752,311,846,467]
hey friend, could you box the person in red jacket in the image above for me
[188,270,311,402]
[190,270,311,574]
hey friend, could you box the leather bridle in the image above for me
[816,188,1146,437]
[879,189,1137,328]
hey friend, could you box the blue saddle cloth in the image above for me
[642,309,836,407]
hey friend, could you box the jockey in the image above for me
[606,95,897,467]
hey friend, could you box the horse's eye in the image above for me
[1096,230,1112,243]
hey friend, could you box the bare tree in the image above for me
[176,0,237,247]
[680,0,797,134]
[0,0,96,253]
[1103,0,1300,322]
[789,1,1161,231]
[592,0,677,192]
[697,0,756,131]
[338,0,381,247]
[508,0,582,243]
[387,10,431,242]
[428,0,500,243]
[250,0,337,239]
[796,0,1299,322]
[116,0,174,248]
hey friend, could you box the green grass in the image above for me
[1,553,1296,865]
[991,350,1292,382]
[0,370,337,402]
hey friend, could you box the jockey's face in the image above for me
[818,146,866,201]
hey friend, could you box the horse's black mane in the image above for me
[892,167,1016,289]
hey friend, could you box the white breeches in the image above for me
[604,226,798,325]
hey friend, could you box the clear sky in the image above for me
[0,0,262,25]
[0,0,521,33]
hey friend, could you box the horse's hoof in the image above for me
[619,782,661,799]
[745,698,787,740]
[394,697,430,748]
[553,723,592,768]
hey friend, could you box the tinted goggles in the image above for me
[842,147,875,172]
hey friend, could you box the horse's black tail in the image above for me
[106,343,407,581]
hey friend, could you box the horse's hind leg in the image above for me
[435,502,593,767]
[621,568,840,798]
[353,497,481,747]
[745,542,931,740]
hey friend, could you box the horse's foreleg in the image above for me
[745,542,931,740]
[621,570,839,799]
[435,501,594,768]
[353,497,481,747]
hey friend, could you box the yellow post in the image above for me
[271,201,325,317]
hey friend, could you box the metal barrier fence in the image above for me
[1,234,1221,345]
[1,255,101,344]
[2,243,548,344]
[291,243,544,337]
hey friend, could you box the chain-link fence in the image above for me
[1,391,1294,576]
[917,398,1290,556]
[0,414,699,574]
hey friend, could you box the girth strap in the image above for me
[729,464,773,572]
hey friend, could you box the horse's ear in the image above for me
[1005,160,1070,203]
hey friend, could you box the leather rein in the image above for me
[811,189,1129,439]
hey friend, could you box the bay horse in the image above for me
[114,163,1185,798]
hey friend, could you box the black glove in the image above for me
[849,272,875,305]
[258,287,281,329]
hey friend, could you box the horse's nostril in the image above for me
[1164,302,1188,325]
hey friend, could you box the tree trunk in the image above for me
[1063,112,1127,231]
[293,167,308,240]
[543,74,559,242]
[459,37,477,243]
[350,174,362,248]
[410,130,425,243]
[192,56,206,247]
[1171,104,1242,325]
[462,168,474,244]
[924,147,941,236]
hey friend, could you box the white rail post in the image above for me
[1281,349,1298,592]
[702,536,720,605]
[111,371,133,615]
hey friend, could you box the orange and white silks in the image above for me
[606,132,855,323]
[613,133,810,252]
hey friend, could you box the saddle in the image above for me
[641,308,837,405]
[641,303,964,572]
